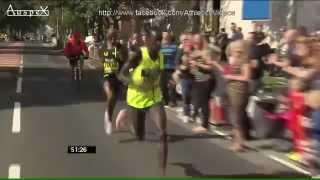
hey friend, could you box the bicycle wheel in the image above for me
[76,59,81,91]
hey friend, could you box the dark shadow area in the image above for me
[170,162,309,178]
[258,144,276,150]
[168,133,220,143]
[0,67,19,109]
[0,46,57,50]
[253,138,292,153]
[0,49,63,56]
[118,133,220,144]
[0,66,107,111]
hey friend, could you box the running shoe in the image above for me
[181,115,189,123]
[196,117,202,124]
[286,152,301,162]
[105,120,112,135]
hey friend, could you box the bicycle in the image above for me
[69,54,87,91]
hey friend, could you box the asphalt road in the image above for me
[0,49,309,178]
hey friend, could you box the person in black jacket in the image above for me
[247,32,273,93]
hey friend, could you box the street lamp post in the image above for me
[286,0,297,29]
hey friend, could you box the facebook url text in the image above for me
[98,9,235,17]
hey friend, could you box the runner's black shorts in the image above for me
[103,74,126,101]
[68,55,83,67]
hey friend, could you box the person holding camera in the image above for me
[189,33,214,132]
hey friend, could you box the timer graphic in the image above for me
[68,145,96,154]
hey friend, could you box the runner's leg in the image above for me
[149,103,168,175]
[116,109,128,130]
[103,79,118,134]
[161,71,169,105]
[69,58,76,80]
[127,106,145,140]
[79,58,84,80]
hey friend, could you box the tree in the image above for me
[191,0,200,33]
[0,0,46,38]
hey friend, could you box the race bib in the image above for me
[104,60,119,74]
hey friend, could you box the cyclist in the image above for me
[99,29,127,135]
[64,32,89,80]
[119,29,168,175]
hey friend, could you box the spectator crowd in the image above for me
[155,22,320,174]
[88,22,320,175]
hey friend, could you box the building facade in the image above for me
[219,0,320,46]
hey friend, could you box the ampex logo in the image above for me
[6,4,49,17]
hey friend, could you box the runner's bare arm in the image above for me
[98,47,104,62]
[119,45,128,63]
[119,50,141,85]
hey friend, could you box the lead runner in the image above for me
[119,29,168,175]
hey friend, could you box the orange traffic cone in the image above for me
[209,97,227,125]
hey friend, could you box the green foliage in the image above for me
[0,0,171,41]
[0,0,46,33]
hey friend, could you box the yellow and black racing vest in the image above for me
[127,47,164,109]
[102,47,121,77]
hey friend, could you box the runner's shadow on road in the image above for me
[170,162,308,177]
[118,133,219,144]
[167,133,220,143]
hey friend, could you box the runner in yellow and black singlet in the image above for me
[119,29,168,176]
[99,28,127,135]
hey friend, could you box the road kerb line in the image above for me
[20,55,23,66]
[8,164,20,178]
[266,154,311,175]
[12,102,21,134]
[17,55,23,92]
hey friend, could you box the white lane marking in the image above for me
[17,55,23,92]
[16,77,22,93]
[267,154,311,175]
[8,164,20,178]
[20,55,23,66]
[12,102,21,133]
